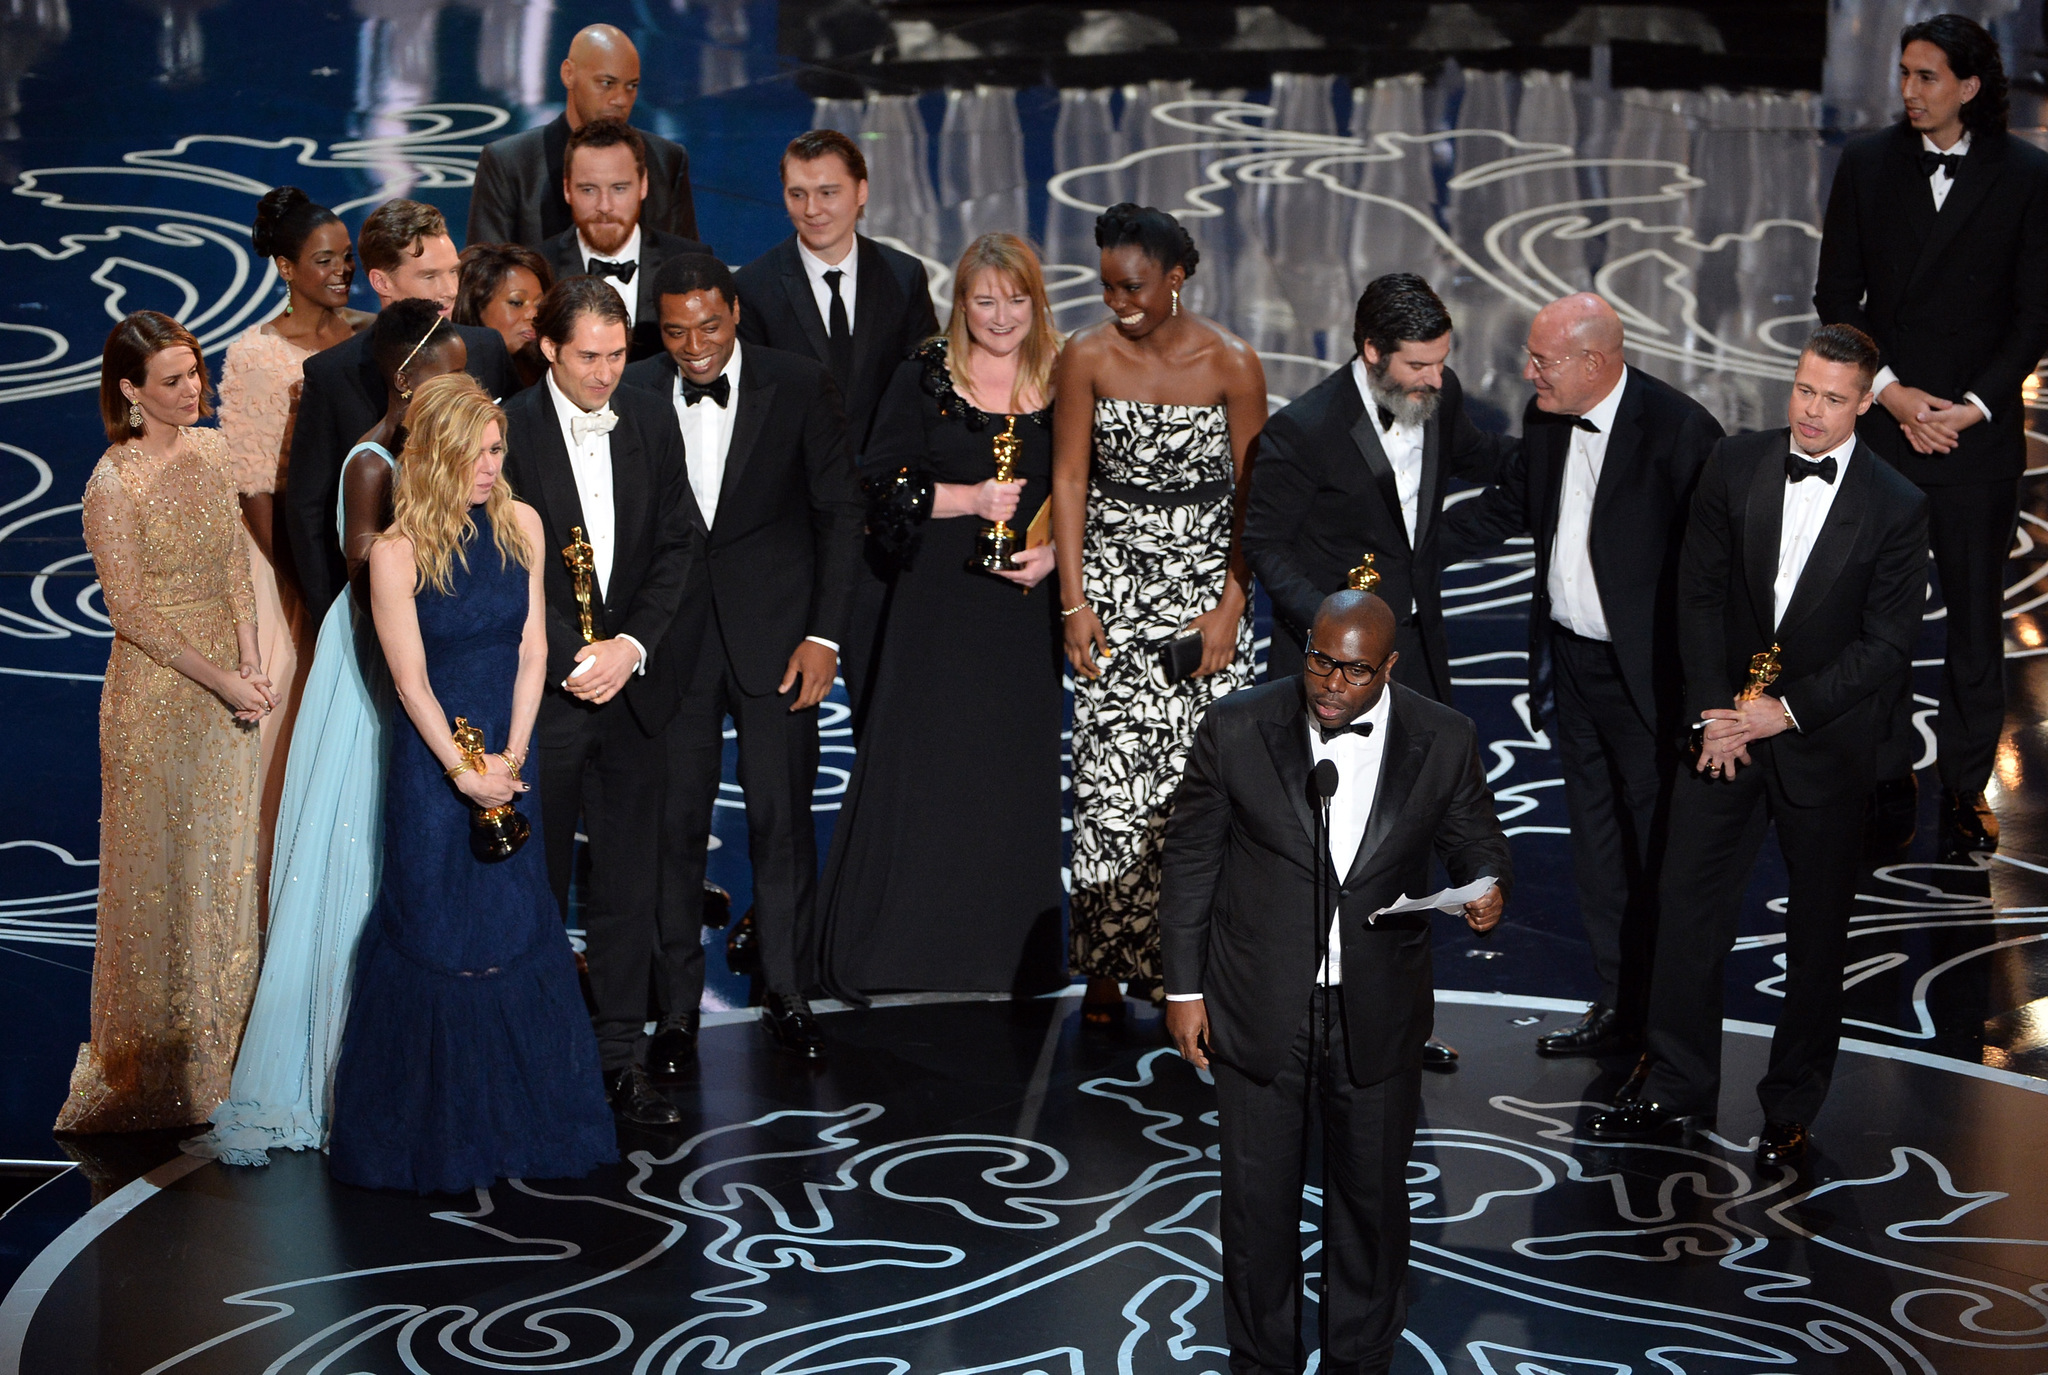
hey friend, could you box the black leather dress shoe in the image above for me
[1585,1099,1708,1142]
[762,992,825,1060]
[606,1064,682,1127]
[646,1012,700,1079]
[1939,788,1998,860]
[1420,1038,1458,1072]
[1536,1002,1638,1056]
[1866,774,1918,858]
[1756,1119,1808,1165]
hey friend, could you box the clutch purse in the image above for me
[1158,631,1204,685]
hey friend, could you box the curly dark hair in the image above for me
[453,243,555,328]
[535,274,630,350]
[1901,13,2008,136]
[1094,202,1199,279]
[1352,272,1453,359]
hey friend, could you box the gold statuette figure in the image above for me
[1737,643,1783,702]
[970,416,1024,575]
[563,526,603,644]
[1346,551,1381,592]
[452,716,530,861]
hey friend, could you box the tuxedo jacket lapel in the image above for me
[1774,449,1872,642]
[1259,715,1319,857]
[604,418,650,615]
[777,240,834,365]
[1347,408,1411,553]
[850,237,901,396]
[1347,705,1427,887]
[1885,126,1939,257]
[1742,443,1785,642]
[1415,409,1442,547]
[1909,133,2008,295]
[524,389,591,596]
[719,360,775,519]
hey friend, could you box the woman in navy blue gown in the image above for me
[328,372,615,1193]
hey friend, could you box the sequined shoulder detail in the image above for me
[916,337,1051,431]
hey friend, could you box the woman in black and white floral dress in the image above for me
[1051,204,1269,1022]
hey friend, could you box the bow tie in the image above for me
[1919,149,1965,179]
[1374,405,1404,432]
[681,374,731,408]
[1785,451,1838,485]
[569,407,619,445]
[588,257,637,283]
[1316,718,1375,745]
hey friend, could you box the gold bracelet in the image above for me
[500,749,523,774]
[445,761,473,781]
[1061,603,1089,620]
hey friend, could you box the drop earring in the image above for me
[1170,287,1180,318]
[127,401,144,432]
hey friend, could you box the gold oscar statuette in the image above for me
[1346,551,1381,592]
[563,526,603,644]
[969,416,1024,575]
[1737,643,1783,702]
[452,716,531,862]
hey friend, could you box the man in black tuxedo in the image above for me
[622,253,862,1063]
[1440,293,1724,1056]
[732,129,939,725]
[466,24,697,250]
[537,118,711,363]
[1589,327,1929,1165]
[1162,590,1509,1375]
[1814,14,2048,859]
[502,276,700,1128]
[1244,272,1510,700]
[286,199,518,618]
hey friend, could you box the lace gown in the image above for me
[59,427,263,1133]
[1069,399,1252,989]
[183,442,395,1166]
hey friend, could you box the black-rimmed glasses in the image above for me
[1303,643,1383,686]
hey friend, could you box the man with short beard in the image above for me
[1244,273,1511,703]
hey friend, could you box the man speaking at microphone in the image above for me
[1161,589,1509,1375]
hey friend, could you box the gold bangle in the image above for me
[1061,603,1089,620]
[445,761,473,781]
[500,750,523,774]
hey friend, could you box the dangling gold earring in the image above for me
[1171,287,1180,318]
[127,401,144,433]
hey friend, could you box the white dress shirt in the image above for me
[1871,132,1991,424]
[1545,367,1629,641]
[545,369,646,672]
[675,343,744,528]
[580,222,643,326]
[1353,359,1423,545]
[798,237,858,334]
[1775,432,1856,635]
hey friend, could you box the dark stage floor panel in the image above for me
[4,998,2046,1375]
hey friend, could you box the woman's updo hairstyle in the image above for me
[251,186,342,263]
[1093,202,1199,279]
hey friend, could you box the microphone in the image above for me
[1311,759,1340,995]
[1312,759,1339,802]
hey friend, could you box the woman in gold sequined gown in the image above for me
[58,312,277,1134]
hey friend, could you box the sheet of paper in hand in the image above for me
[1369,876,1497,923]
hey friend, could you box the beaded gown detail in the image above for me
[327,525,614,1194]
[1068,399,1251,990]
[183,442,395,1166]
[60,427,262,1133]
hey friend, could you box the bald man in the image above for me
[468,25,698,249]
[1442,293,1723,1057]
[1162,589,1509,1375]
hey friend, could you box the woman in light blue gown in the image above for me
[184,301,468,1165]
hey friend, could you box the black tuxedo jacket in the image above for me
[467,114,698,250]
[1814,123,2048,486]
[621,344,864,696]
[1680,429,1929,805]
[732,234,939,457]
[1160,679,1512,1087]
[539,225,713,363]
[285,323,518,617]
[502,380,702,737]
[1440,369,1723,732]
[1243,363,1509,695]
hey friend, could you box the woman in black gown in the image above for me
[821,233,1065,997]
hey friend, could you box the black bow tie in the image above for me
[1786,451,1839,485]
[681,374,731,408]
[1920,149,1965,179]
[1536,411,1601,433]
[1316,718,1375,745]
[588,257,637,283]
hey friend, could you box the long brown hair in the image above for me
[98,312,212,443]
[943,234,1060,412]
[385,373,531,594]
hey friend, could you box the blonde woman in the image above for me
[818,232,1066,999]
[326,373,614,1193]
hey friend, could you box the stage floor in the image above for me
[5,0,2048,1367]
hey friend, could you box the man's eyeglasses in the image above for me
[1524,348,1586,377]
[1303,644,1383,686]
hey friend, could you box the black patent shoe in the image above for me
[646,1012,700,1079]
[1535,1002,1638,1056]
[1585,1099,1709,1142]
[1421,1038,1459,1072]
[1939,788,1998,861]
[606,1065,683,1127]
[1756,1119,1808,1165]
[762,992,825,1061]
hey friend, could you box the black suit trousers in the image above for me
[660,641,821,1003]
[1268,621,1440,704]
[537,695,666,1074]
[1549,627,1667,1023]
[1642,762,1863,1124]
[1213,989,1419,1375]
[1878,478,2018,793]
